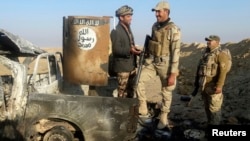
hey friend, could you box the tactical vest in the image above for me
[198,47,231,77]
[148,22,174,57]
[198,50,218,77]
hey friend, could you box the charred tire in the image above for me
[43,126,74,141]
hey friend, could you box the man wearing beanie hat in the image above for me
[110,5,141,98]
[135,1,181,130]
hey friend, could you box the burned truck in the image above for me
[0,16,139,141]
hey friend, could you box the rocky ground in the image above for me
[45,38,250,140]
[139,38,250,140]
[177,38,250,125]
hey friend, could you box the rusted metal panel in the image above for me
[24,94,138,141]
[63,16,110,86]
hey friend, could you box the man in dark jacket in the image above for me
[110,5,141,98]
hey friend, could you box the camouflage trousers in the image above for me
[135,58,176,113]
[117,69,136,98]
[202,82,224,125]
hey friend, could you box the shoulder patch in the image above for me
[217,48,232,72]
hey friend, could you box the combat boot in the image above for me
[138,100,148,116]
[157,111,169,130]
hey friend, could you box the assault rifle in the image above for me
[187,65,206,106]
[191,65,201,97]
[133,35,151,90]
[187,76,206,106]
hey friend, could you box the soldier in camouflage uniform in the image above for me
[110,5,141,98]
[196,35,230,125]
[135,1,181,130]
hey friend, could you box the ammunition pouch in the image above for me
[198,63,218,77]
[148,40,170,58]
[210,63,218,77]
[148,40,162,57]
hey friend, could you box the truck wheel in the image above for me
[43,126,74,141]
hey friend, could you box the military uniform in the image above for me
[197,35,230,125]
[136,1,181,130]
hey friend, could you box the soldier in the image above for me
[194,35,230,125]
[110,5,141,98]
[135,1,181,130]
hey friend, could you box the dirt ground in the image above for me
[43,38,250,140]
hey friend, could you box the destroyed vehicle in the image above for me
[0,22,138,141]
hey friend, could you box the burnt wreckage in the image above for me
[0,16,178,141]
[0,20,137,140]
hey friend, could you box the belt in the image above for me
[148,54,169,63]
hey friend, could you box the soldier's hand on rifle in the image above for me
[130,46,141,55]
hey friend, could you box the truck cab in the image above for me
[0,22,138,141]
